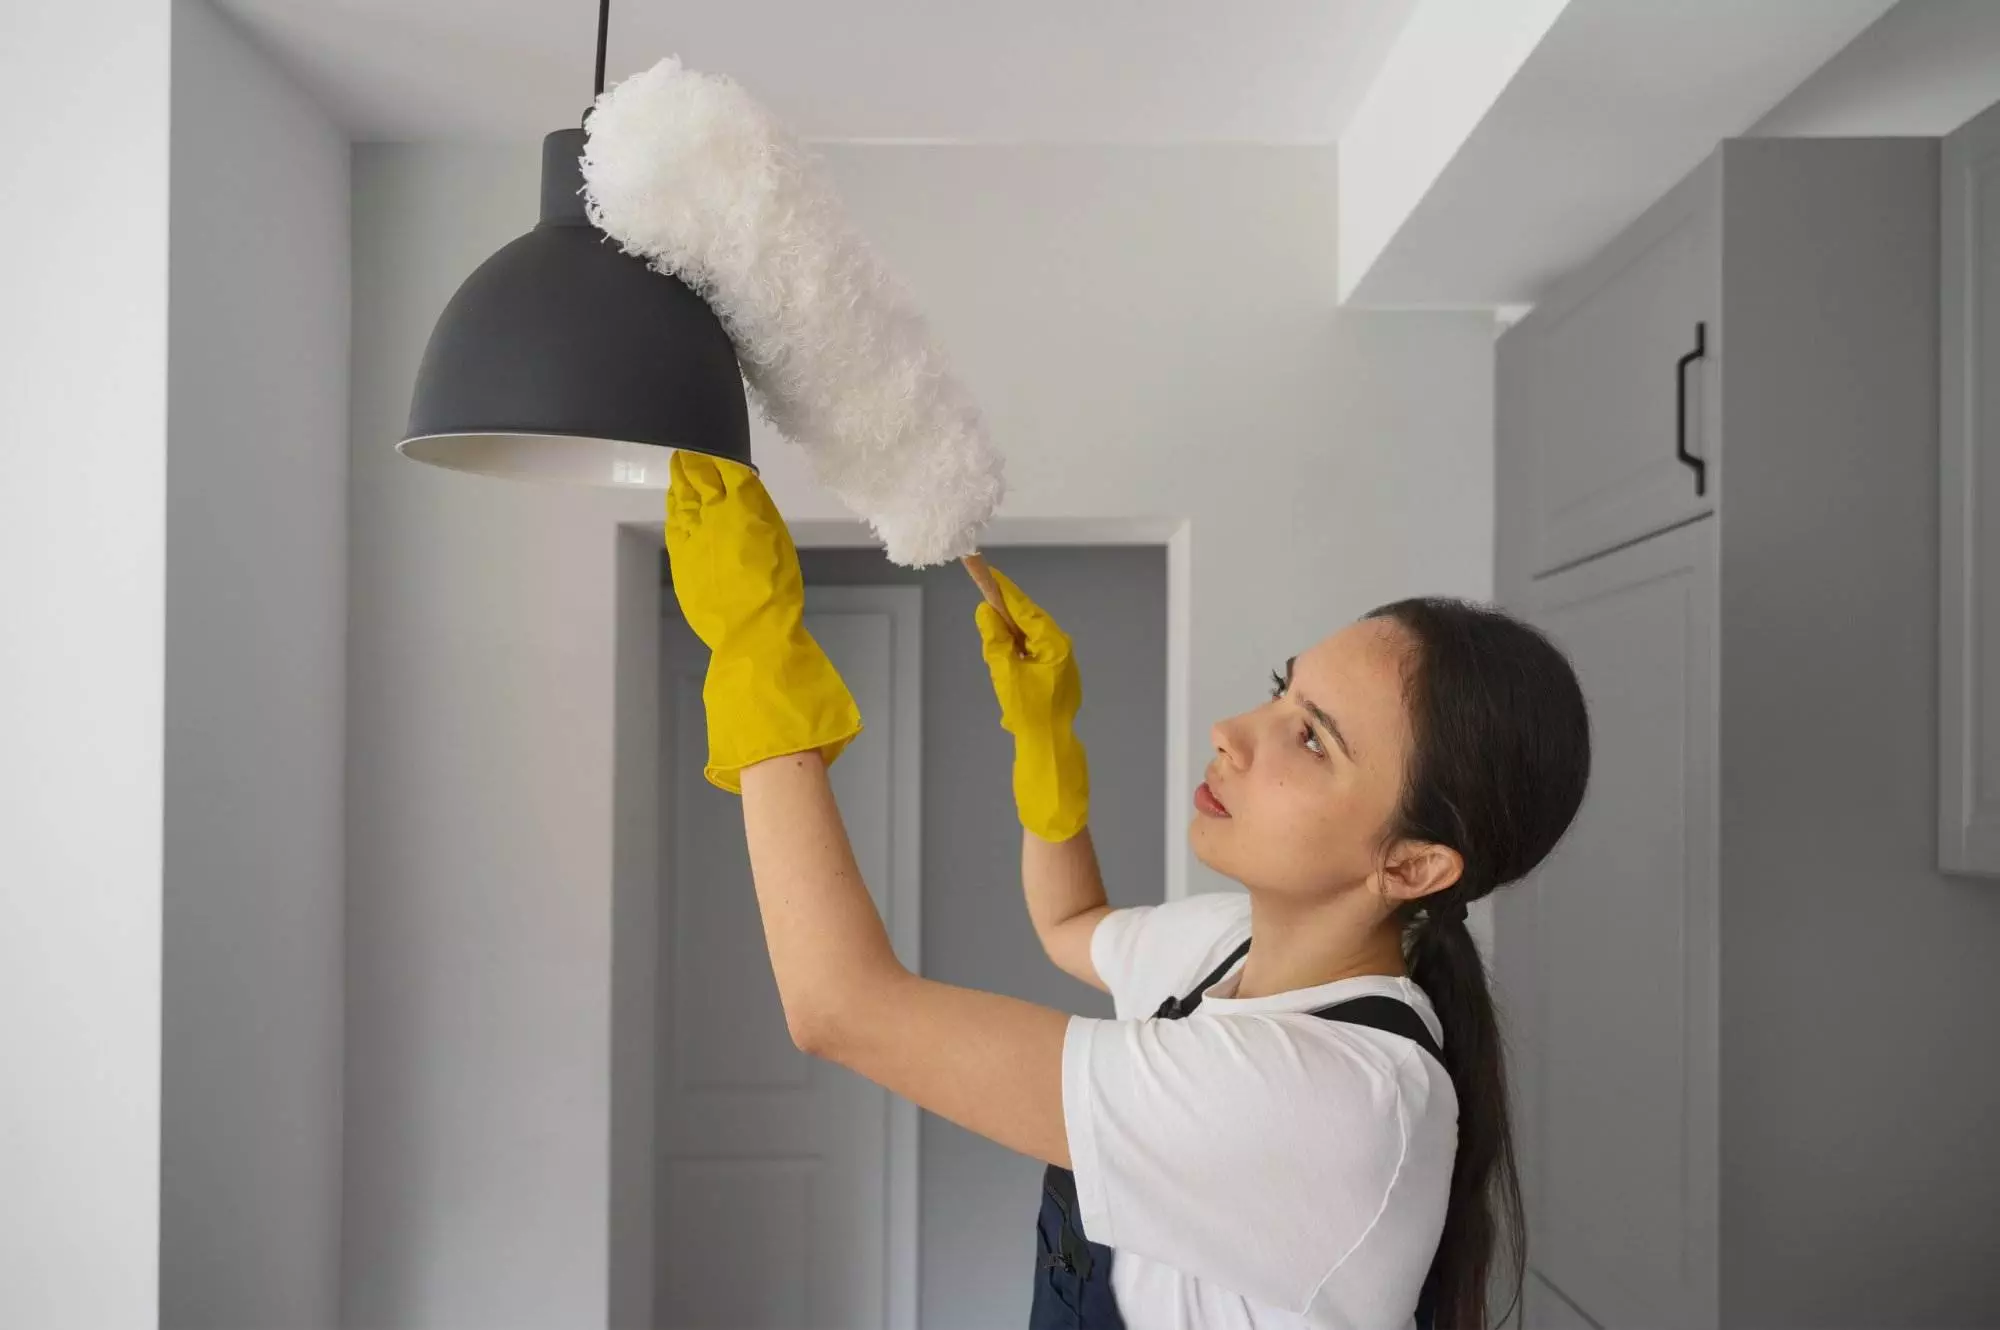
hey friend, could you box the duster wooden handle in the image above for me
[961,553,1026,649]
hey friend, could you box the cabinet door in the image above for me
[1941,99,2000,875]
[1502,158,1718,577]
[1494,519,1719,1329]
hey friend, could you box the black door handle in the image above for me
[1676,322,1708,497]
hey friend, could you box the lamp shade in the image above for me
[398,127,753,486]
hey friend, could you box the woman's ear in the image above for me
[1380,841,1464,908]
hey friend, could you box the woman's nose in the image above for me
[1211,714,1247,768]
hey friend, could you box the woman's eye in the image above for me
[1273,670,1325,757]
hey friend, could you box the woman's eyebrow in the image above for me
[1285,655,1357,761]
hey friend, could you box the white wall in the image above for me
[344,139,1494,1322]
[0,4,172,1326]
[1337,0,1571,303]
[161,2,351,1326]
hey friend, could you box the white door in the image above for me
[1495,518,1719,1330]
[656,584,923,1330]
[1504,156,1718,577]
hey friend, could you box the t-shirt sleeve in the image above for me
[1088,892,1251,1020]
[1061,1010,1417,1313]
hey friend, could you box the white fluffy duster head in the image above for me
[580,57,1006,569]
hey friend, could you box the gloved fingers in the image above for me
[673,449,729,507]
[685,453,796,555]
[666,452,705,544]
[983,565,1068,661]
[984,564,1052,634]
[975,601,1022,661]
[702,454,772,520]
[709,453,756,491]
[729,467,791,541]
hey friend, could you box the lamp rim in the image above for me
[396,429,759,490]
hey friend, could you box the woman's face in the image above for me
[1191,617,1418,901]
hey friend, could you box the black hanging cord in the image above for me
[593,0,611,98]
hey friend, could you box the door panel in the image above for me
[1499,520,1718,1329]
[656,587,922,1329]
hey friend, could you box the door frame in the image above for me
[608,514,1191,1330]
[788,515,1197,902]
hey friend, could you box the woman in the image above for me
[667,452,1591,1329]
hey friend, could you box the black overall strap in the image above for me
[1310,993,1449,1330]
[1037,939,1254,1290]
[1151,937,1252,1021]
[1036,936,1451,1329]
[1151,939,1448,1073]
[1308,994,1446,1068]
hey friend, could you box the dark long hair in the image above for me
[1362,597,1591,1330]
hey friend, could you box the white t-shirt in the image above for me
[1062,892,1456,1330]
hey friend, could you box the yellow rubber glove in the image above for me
[666,451,862,793]
[976,565,1090,842]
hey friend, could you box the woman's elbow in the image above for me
[783,970,905,1062]
[785,1003,841,1059]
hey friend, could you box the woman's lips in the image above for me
[1194,781,1231,818]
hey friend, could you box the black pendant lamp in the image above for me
[398,0,751,486]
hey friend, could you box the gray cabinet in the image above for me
[1504,161,1718,579]
[1495,137,1940,1330]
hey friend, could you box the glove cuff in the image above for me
[700,631,864,795]
[1014,728,1091,842]
[704,718,864,795]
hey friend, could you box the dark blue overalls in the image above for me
[1029,939,1448,1330]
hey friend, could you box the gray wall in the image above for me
[162,2,351,1325]
[1717,139,2000,1327]
[796,545,1165,1328]
[0,3,172,1323]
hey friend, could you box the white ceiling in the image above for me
[1336,0,1923,307]
[214,0,1417,144]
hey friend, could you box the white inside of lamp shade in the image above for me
[397,432,754,488]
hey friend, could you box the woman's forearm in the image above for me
[736,750,1074,1165]
[738,751,906,1049]
[1022,826,1110,940]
